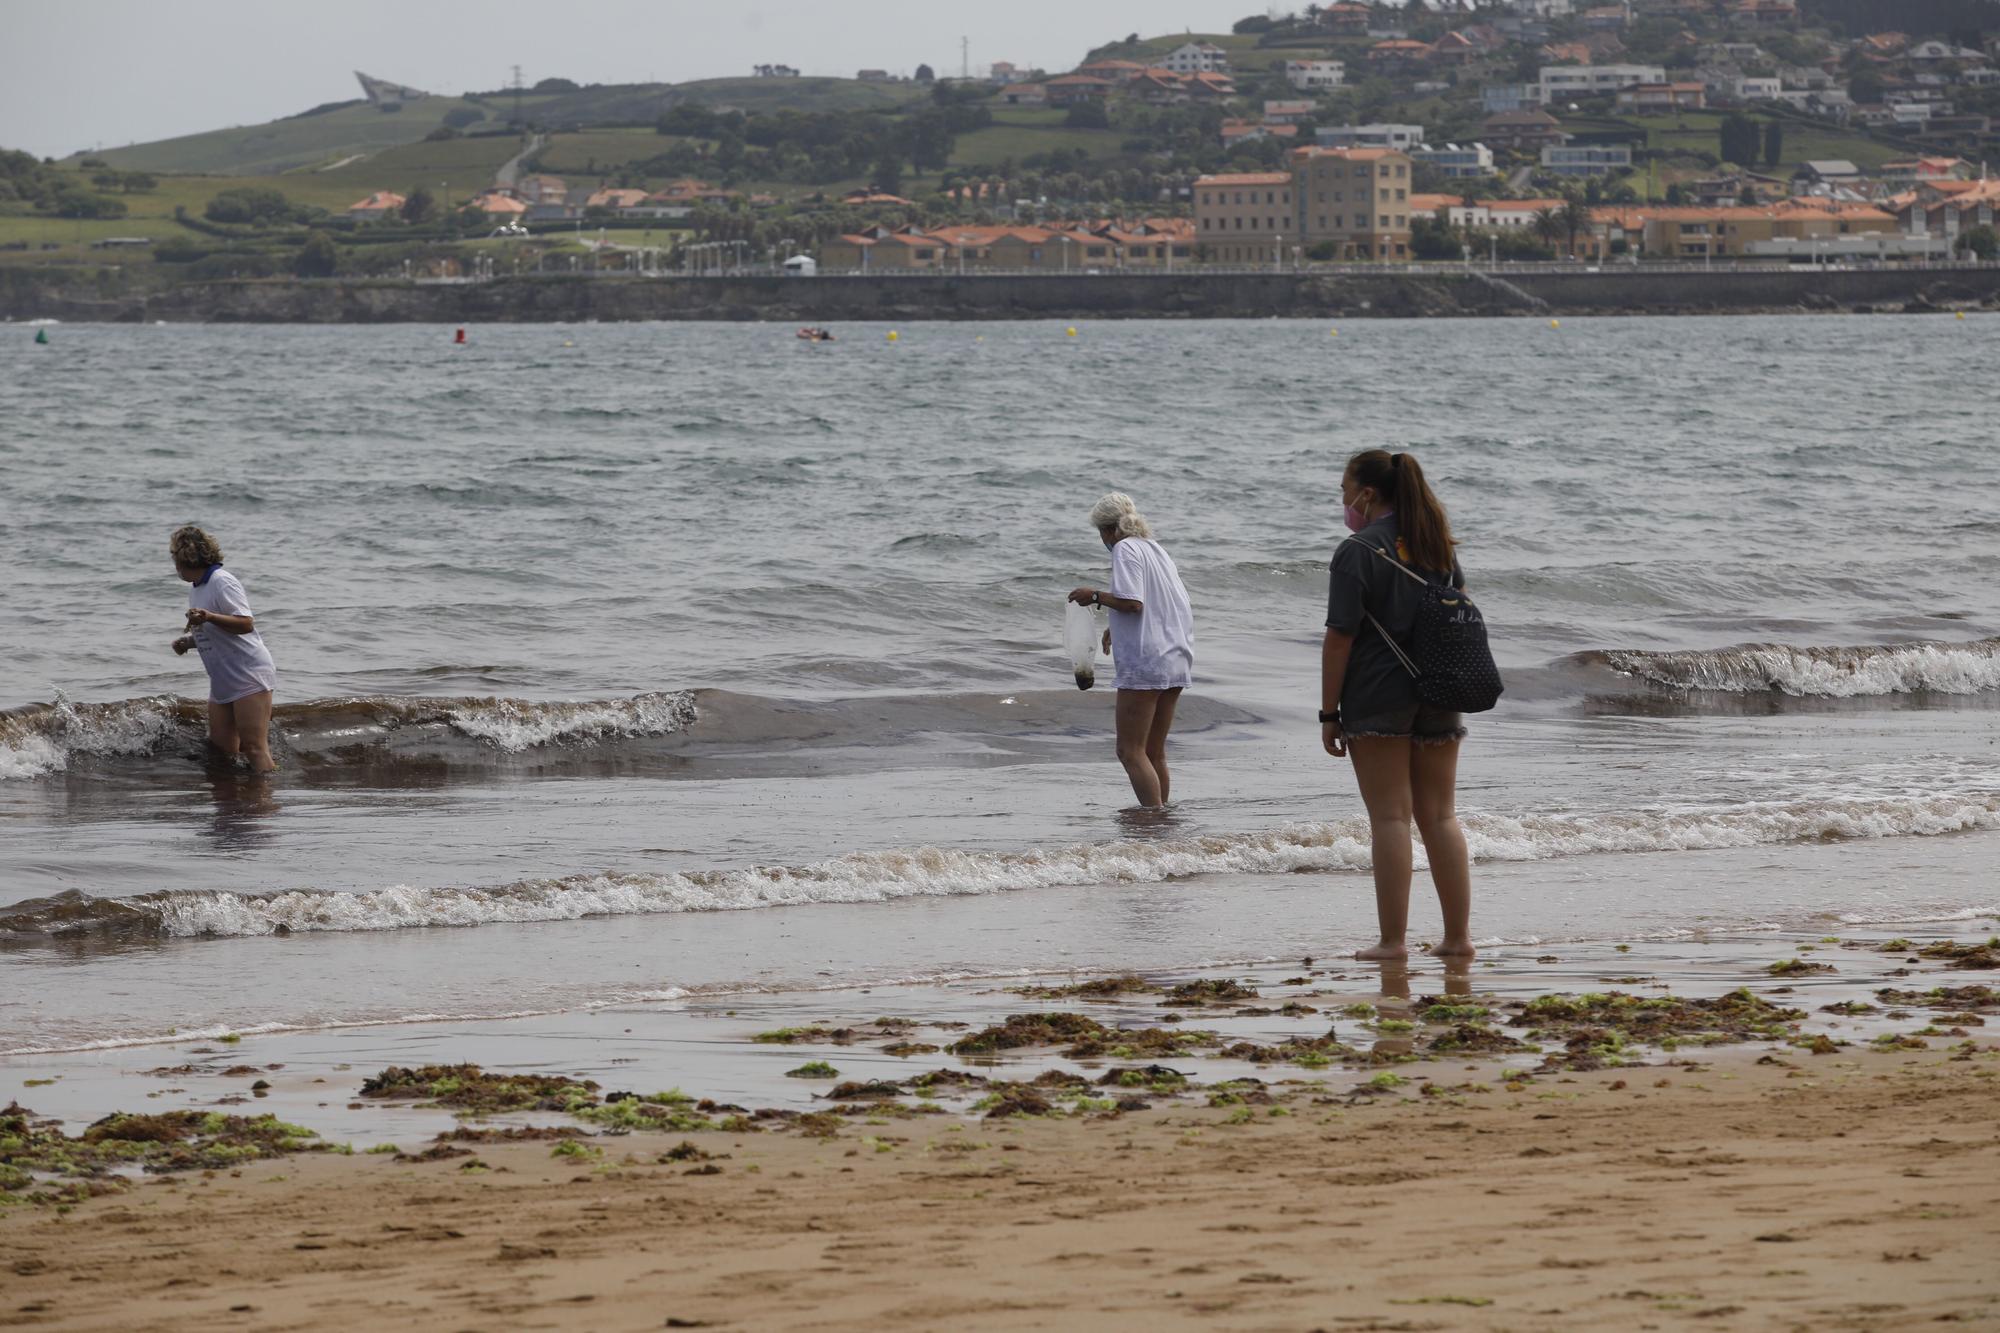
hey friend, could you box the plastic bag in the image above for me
[1065,601,1107,691]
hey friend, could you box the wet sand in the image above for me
[4,934,1997,1330]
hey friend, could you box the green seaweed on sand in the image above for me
[1013,975,1160,1000]
[1340,1003,1377,1019]
[0,1103,328,1186]
[1791,1034,1846,1055]
[1767,959,1836,977]
[785,1062,839,1079]
[358,1064,600,1114]
[549,1140,603,1161]
[1366,1072,1408,1091]
[1421,1004,1492,1023]
[752,1026,836,1044]
[1820,1001,1878,1015]
[1213,1032,1366,1066]
[571,1092,718,1133]
[1099,1065,1189,1094]
[1871,1033,1930,1051]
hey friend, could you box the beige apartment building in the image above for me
[1192,172,1297,263]
[1294,146,1415,260]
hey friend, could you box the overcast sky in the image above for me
[4,0,1244,160]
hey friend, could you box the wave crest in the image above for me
[9,791,1995,942]
[1586,638,2000,697]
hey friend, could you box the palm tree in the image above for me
[1559,195,1593,258]
[1531,207,1563,252]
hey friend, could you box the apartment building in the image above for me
[1538,63,1666,102]
[1192,172,1297,262]
[1293,146,1415,260]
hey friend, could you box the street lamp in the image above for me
[1061,235,1072,273]
[1273,232,1282,273]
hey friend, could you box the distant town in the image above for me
[5,0,2000,287]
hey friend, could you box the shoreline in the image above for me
[5,930,1996,1328]
[9,267,2000,324]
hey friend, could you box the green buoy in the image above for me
[34,328,49,344]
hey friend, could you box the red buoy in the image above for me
[454,328,467,344]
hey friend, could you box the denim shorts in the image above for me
[1342,700,1466,746]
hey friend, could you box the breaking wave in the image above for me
[0,691,699,779]
[1583,638,2000,698]
[9,790,1996,942]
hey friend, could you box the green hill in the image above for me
[78,97,507,175]
[72,76,926,178]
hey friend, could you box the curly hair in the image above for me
[169,525,223,570]
[1088,492,1154,540]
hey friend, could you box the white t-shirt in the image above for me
[188,567,278,704]
[1107,536,1194,691]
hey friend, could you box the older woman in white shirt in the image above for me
[1067,493,1194,809]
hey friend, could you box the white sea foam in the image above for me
[1601,639,2000,697]
[443,691,698,751]
[87,790,1999,939]
[0,695,187,780]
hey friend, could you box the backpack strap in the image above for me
[1338,537,1422,678]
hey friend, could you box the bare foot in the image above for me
[1354,943,1408,961]
[1433,939,1478,960]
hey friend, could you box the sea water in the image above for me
[2,317,1997,1052]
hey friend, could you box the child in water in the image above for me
[169,525,278,773]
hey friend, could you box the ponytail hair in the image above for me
[1088,492,1154,540]
[1346,450,1455,572]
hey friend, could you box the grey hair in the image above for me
[1089,492,1153,540]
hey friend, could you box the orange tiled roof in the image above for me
[1195,172,1294,186]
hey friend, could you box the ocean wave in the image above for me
[1582,638,2000,697]
[9,791,1996,942]
[0,691,699,778]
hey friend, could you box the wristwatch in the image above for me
[1318,710,1340,725]
[1091,592,1101,607]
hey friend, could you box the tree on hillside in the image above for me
[533,77,580,93]
[1065,102,1110,129]
[871,152,904,196]
[1960,224,1997,259]
[1763,119,1783,168]
[915,63,936,83]
[205,186,294,225]
[1531,207,1563,249]
[1718,113,1760,168]
[294,230,339,278]
[401,187,437,223]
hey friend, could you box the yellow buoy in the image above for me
[1329,329,1338,337]
[1066,327,1077,337]
[563,339,574,347]
[887,330,899,342]
[1957,311,1967,320]
[1549,319,1561,329]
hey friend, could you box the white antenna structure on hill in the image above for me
[961,36,969,80]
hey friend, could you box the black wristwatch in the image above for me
[1318,710,1340,725]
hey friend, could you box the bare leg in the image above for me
[1143,687,1182,806]
[1411,737,1473,958]
[206,700,242,763]
[1347,735,1414,960]
[229,691,276,773]
[1113,689,1165,807]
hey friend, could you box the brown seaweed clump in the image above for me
[1013,975,1161,1000]
[1510,989,1805,1049]
[1875,984,1998,1011]
[974,1083,1054,1119]
[1767,959,1837,977]
[947,1012,1112,1055]
[1915,940,2000,970]
[1161,979,1260,1006]
[1425,1024,1527,1055]
[358,1064,599,1114]
[0,1102,328,1200]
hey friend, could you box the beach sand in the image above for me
[4,939,1997,1330]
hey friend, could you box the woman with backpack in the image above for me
[1321,450,1498,962]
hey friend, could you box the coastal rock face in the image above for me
[8,267,2000,323]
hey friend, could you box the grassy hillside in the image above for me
[668,77,927,113]
[947,109,1127,168]
[71,76,921,179]
[79,97,507,175]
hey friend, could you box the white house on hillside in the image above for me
[1162,42,1230,75]
[1285,59,1346,90]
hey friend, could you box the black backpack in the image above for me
[1352,539,1504,714]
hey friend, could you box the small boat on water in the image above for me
[796,327,835,343]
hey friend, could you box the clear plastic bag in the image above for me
[1065,601,1107,690]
